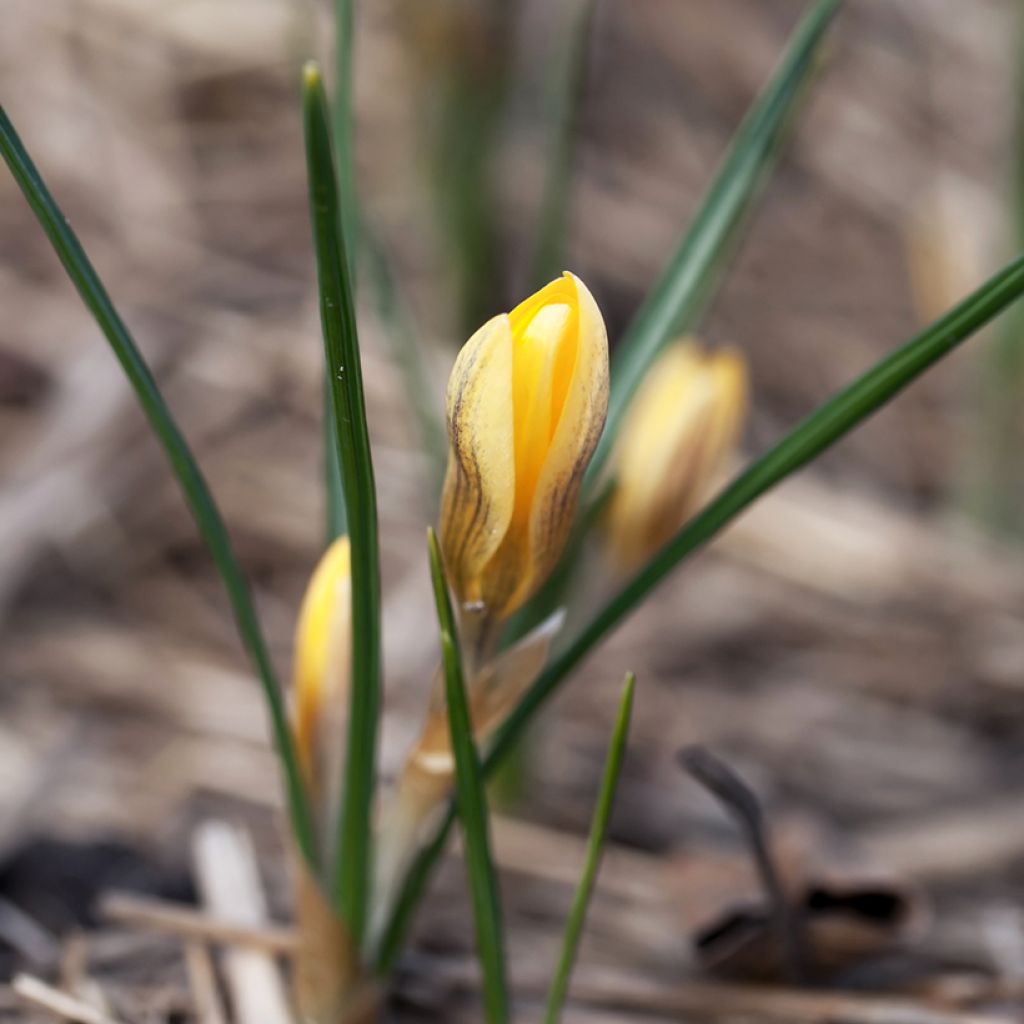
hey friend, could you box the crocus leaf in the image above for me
[587,0,841,484]
[302,63,382,947]
[375,250,1024,971]
[544,673,634,1023]
[0,103,317,866]
[427,529,510,1024]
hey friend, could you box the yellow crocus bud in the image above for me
[290,537,365,1023]
[439,272,609,633]
[292,535,352,807]
[605,341,747,573]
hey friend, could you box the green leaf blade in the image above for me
[323,0,357,544]
[531,0,600,288]
[496,250,1024,766]
[0,104,317,866]
[324,376,348,542]
[427,529,510,1024]
[302,63,382,948]
[375,250,1024,971]
[588,0,841,483]
[544,674,634,1024]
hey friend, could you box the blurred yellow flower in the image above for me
[290,537,364,1021]
[439,272,608,632]
[605,341,747,573]
[293,536,352,798]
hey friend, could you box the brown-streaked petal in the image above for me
[439,314,515,610]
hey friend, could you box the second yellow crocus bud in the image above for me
[290,537,366,1023]
[439,272,609,631]
[605,340,747,573]
[293,535,352,813]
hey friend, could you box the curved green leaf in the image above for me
[427,529,509,1024]
[0,103,317,866]
[302,64,382,948]
[544,673,634,1023]
[587,0,841,484]
[375,250,1024,970]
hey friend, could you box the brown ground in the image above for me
[2,0,1024,1020]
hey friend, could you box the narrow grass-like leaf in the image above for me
[0,104,317,866]
[365,233,448,482]
[302,64,382,947]
[531,0,600,288]
[587,0,840,484]
[544,674,634,1024]
[427,529,509,1024]
[375,250,1024,970]
[323,0,358,542]
[324,376,348,541]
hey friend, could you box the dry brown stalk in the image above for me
[11,973,124,1024]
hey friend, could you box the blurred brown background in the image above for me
[3,0,1024,1019]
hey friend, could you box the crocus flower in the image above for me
[604,340,747,573]
[439,272,608,636]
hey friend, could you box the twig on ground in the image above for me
[0,896,59,969]
[423,954,1016,1024]
[59,932,110,1016]
[11,973,124,1024]
[679,745,808,982]
[98,889,295,953]
[185,940,229,1024]
[191,820,293,1024]
[566,974,1017,1024]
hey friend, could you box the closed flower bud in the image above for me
[439,272,609,631]
[292,536,352,812]
[605,341,747,573]
[291,537,365,1021]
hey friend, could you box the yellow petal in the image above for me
[439,314,515,612]
[517,273,608,609]
[606,341,747,572]
[293,536,352,795]
[512,302,573,525]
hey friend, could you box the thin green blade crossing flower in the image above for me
[375,250,1024,970]
[302,63,382,948]
[427,529,510,1024]
[588,0,841,484]
[324,0,358,542]
[0,103,317,867]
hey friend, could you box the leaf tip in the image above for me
[303,60,323,92]
[620,672,637,716]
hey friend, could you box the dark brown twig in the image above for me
[679,745,808,982]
